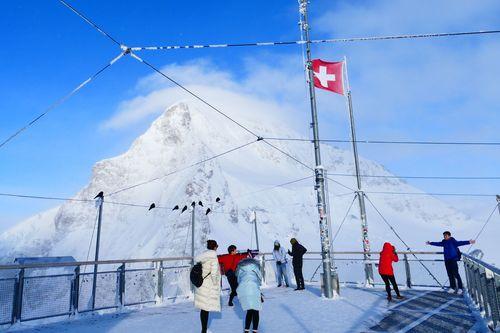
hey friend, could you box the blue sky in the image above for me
[1,0,499,232]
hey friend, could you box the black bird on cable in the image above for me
[205,208,211,215]
[181,205,188,213]
[215,197,221,203]
[198,201,203,207]
[172,205,179,211]
[148,203,156,211]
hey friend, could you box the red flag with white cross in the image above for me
[311,59,344,95]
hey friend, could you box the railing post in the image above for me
[118,263,126,307]
[494,275,500,329]
[157,261,164,304]
[477,267,490,317]
[11,268,24,324]
[463,260,472,296]
[466,261,475,302]
[70,266,80,316]
[260,254,266,284]
[473,266,483,311]
[403,254,412,289]
[485,269,500,329]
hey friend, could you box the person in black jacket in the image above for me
[287,238,307,290]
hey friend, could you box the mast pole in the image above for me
[343,56,374,286]
[299,0,334,298]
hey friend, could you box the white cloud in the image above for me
[100,56,311,134]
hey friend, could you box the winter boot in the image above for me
[277,283,282,287]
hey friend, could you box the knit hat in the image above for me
[274,240,280,246]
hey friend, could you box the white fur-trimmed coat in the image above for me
[193,250,221,312]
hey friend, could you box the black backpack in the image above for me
[190,262,211,288]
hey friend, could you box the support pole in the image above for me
[12,268,24,323]
[118,263,126,308]
[191,207,195,268]
[157,261,164,304]
[254,211,260,252]
[496,195,500,215]
[404,254,412,288]
[254,211,266,283]
[343,57,374,286]
[71,266,80,315]
[299,0,334,298]
[91,191,104,310]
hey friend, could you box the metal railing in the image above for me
[1,251,496,329]
[0,256,192,326]
[262,251,448,289]
[463,253,500,330]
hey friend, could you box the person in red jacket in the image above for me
[378,242,403,301]
[218,245,249,306]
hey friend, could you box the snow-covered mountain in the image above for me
[0,101,488,267]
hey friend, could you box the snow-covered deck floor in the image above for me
[7,285,486,333]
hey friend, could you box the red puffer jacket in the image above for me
[218,253,248,274]
[378,242,399,276]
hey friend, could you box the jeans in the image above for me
[276,262,290,286]
[445,259,463,290]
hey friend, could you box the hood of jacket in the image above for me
[381,242,394,253]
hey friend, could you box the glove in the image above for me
[276,261,282,265]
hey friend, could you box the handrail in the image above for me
[0,256,192,270]
[462,253,500,275]
[261,251,443,256]
[462,253,500,329]
[0,252,444,270]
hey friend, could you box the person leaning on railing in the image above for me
[426,231,475,295]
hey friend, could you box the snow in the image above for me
[7,284,392,333]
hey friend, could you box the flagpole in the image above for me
[299,0,335,298]
[343,56,374,286]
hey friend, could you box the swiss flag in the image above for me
[312,59,344,95]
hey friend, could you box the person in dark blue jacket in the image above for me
[426,231,475,294]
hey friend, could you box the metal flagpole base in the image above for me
[321,270,340,296]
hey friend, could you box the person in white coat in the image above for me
[194,239,221,333]
[272,240,290,287]
[236,258,263,333]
